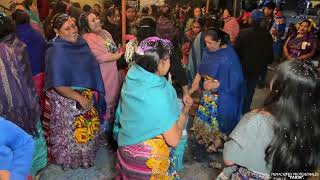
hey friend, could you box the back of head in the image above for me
[137,18,156,42]
[264,60,320,174]
[0,13,15,40]
[205,16,224,29]
[134,37,172,73]
[264,1,276,11]
[83,4,92,12]
[11,9,30,25]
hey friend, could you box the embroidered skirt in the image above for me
[44,89,103,169]
[117,138,177,180]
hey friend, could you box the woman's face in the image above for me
[194,8,201,18]
[298,22,310,35]
[108,10,121,25]
[223,9,231,19]
[29,2,38,12]
[126,8,136,21]
[157,56,170,76]
[87,13,102,33]
[56,18,78,43]
[192,22,201,35]
[205,36,220,52]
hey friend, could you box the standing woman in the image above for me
[190,28,245,152]
[12,9,47,113]
[45,13,106,169]
[0,13,47,178]
[222,8,240,45]
[79,11,123,131]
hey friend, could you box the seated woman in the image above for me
[189,28,245,152]
[283,19,317,61]
[79,11,123,132]
[220,60,320,179]
[0,12,47,178]
[114,37,193,179]
[0,116,35,180]
[45,13,106,169]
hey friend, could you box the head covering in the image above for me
[250,9,263,22]
[113,64,179,146]
[136,36,173,55]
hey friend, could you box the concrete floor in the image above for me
[40,83,270,180]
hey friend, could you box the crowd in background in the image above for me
[0,0,320,179]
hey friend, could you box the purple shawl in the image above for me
[287,33,317,59]
[0,34,39,136]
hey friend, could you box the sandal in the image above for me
[209,161,223,169]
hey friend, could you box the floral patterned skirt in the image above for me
[194,90,222,145]
[44,89,103,169]
[117,138,178,180]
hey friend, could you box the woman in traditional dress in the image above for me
[79,11,123,133]
[12,9,47,113]
[0,13,47,178]
[44,13,106,169]
[283,19,317,61]
[222,8,240,45]
[190,28,245,152]
[114,37,193,179]
[219,60,320,179]
[23,0,45,36]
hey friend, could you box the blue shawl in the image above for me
[45,37,105,94]
[198,45,245,134]
[114,64,180,146]
[16,24,46,76]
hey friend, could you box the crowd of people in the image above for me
[0,0,320,179]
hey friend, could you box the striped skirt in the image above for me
[116,138,175,180]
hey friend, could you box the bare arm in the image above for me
[163,106,190,147]
[189,73,201,94]
[55,86,92,110]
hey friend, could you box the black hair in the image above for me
[150,5,159,18]
[204,28,229,46]
[137,18,156,42]
[53,0,68,14]
[12,9,30,25]
[78,11,100,34]
[23,0,35,10]
[0,13,15,40]
[51,13,70,30]
[264,60,320,175]
[134,40,171,73]
[141,7,149,15]
[83,4,92,12]
[72,2,81,8]
[264,1,276,10]
[205,17,224,29]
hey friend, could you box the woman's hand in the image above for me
[203,79,220,91]
[190,82,199,95]
[114,51,124,60]
[183,94,193,107]
[77,96,93,111]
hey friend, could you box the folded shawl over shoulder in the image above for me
[0,35,39,136]
[45,37,105,94]
[114,64,180,146]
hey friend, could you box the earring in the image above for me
[53,33,58,43]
